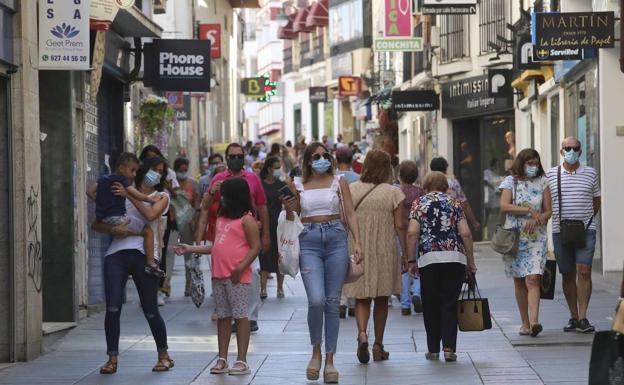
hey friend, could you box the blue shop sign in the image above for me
[0,0,15,66]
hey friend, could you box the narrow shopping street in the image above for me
[0,244,616,385]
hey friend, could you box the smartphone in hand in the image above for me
[278,185,295,199]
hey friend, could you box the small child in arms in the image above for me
[175,177,260,375]
[95,152,164,277]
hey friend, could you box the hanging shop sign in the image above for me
[338,76,362,97]
[441,74,513,119]
[309,87,328,103]
[532,12,614,61]
[384,0,411,37]
[90,0,135,30]
[241,75,278,102]
[198,24,221,59]
[514,32,540,70]
[392,90,439,112]
[487,69,513,98]
[144,39,212,92]
[166,92,191,121]
[38,0,90,70]
[421,0,476,15]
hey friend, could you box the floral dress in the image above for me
[499,176,549,278]
[410,192,467,267]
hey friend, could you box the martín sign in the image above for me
[532,12,614,61]
[144,39,211,92]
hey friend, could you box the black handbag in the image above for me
[540,259,557,300]
[557,166,593,248]
[589,331,624,385]
[457,274,492,332]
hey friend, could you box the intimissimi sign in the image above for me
[144,39,211,92]
[441,74,513,119]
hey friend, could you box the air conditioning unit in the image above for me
[430,26,440,49]
[153,0,167,14]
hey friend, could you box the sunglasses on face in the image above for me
[228,154,245,160]
[312,153,332,161]
[563,146,581,152]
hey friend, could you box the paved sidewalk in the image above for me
[0,245,618,384]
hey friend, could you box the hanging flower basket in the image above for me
[138,94,176,136]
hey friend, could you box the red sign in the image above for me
[338,76,361,97]
[199,24,221,59]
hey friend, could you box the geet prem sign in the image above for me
[144,39,211,92]
[441,74,513,119]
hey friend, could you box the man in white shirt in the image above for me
[546,137,601,333]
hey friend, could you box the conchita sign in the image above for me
[144,39,211,92]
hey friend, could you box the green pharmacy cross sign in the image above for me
[257,74,278,102]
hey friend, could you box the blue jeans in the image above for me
[104,249,168,356]
[400,273,421,309]
[299,220,349,353]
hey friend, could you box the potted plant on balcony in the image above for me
[136,94,176,152]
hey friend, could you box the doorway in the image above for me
[0,76,12,361]
[294,105,302,140]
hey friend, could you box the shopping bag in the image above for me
[540,259,557,300]
[589,331,624,385]
[186,253,205,308]
[277,210,304,278]
[458,274,492,332]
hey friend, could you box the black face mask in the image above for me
[227,158,245,172]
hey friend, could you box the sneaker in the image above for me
[145,264,166,278]
[576,318,595,333]
[401,308,411,316]
[563,318,579,332]
[250,321,259,332]
[412,296,423,314]
[157,292,166,307]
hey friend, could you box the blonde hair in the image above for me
[423,171,449,193]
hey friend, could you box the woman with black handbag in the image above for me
[499,149,552,337]
[406,171,477,362]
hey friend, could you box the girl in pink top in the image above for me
[175,177,260,376]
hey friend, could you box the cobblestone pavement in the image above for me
[0,245,618,384]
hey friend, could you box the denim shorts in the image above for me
[552,230,596,274]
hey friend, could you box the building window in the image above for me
[439,15,469,64]
[478,0,511,54]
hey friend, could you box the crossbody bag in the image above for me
[557,166,593,248]
[491,178,520,256]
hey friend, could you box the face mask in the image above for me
[227,158,245,172]
[273,169,282,179]
[176,171,188,180]
[311,158,331,173]
[525,165,538,178]
[563,149,580,164]
[144,169,161,187]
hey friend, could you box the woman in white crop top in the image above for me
[283,142,362,384]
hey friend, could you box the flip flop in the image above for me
[228,360,251,375]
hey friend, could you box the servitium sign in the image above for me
[144,39,212,92]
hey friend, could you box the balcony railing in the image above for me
[284,47,295,74]
[439,15,469,64]
[300,31,326,68]
[300,34,313,67]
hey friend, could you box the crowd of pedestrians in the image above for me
[89,135,600,383]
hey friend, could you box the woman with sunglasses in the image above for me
[282,142,362,384]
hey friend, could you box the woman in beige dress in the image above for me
[344,149,407,364]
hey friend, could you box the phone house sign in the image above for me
[159,52,206,76]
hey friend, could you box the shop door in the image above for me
[294,105,302,140]
[311,103,319,141]
[453,120,482,240]
[0,76,11,362]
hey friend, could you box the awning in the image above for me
[293,6,314,34]
[111,6,163,38]
[278,14,297,40]
[227,0,261,8]
[306,0,328,28]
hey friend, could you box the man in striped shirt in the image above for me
[546,137,601,334]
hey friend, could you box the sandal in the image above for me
[260,289,268,299]
[210,357,229,374]
[306,354,322,380]
[99,359,118,374]
[228,360,251,375]
[372,342,389,361]
[357,332,370,364]
[530,323,543,337]
[277,289,285,298]
[519,326,531,336]
[152,355,175,372]
[324,362,339,384]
